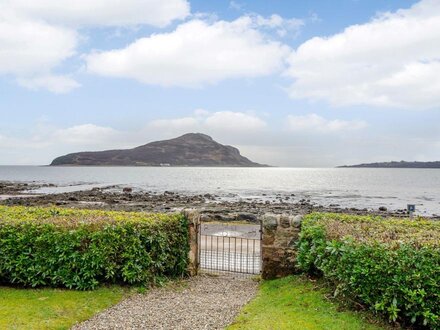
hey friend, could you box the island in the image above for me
[50,133,267,167]
[338,161,440,168]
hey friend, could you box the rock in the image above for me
[279,215,291,228]
[236,213,258,222]
[200,214,213,222]
[262,214,278,230]
[291,215,303,228]
[379,206,387,211]
[123,187,133,193]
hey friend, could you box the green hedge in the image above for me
[297,213,440,329]
[0,206,189,290]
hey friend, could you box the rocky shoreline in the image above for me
[1,181,432,222]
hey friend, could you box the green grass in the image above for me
[0,285,126,330]
[228,276,387,330]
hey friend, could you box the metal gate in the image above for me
[198,222,262,275]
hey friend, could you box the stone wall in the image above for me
[182,209,303,279]
[182,209,200,276]
[261,213,303,279]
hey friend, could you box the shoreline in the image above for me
[1,181,434,221]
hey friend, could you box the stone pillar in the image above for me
[182,209,200,276]
[261,214,302,279]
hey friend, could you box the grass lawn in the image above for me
[228,276,388,330]
[0,285,126,330]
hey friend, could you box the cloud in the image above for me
[3,0,190,27]
[17,75,80,94]
[149,110,267,133]
[0,123,128,165]
[286,0,440,109]
[252,14,304,37]
[287,114,367,133]
[85,16,291,87]
[0,134,28,149]
[0,0,190,93]
[1,110,266,151]
[149,117,200,131]
[2,112,440,167]
[204,111,267,131]
[229,1,244,11]
[0,111,268,165]
[0,11,77,76]
[52,124,122,146]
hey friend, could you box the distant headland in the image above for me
[50,133,268,167]
[338,161,440,168]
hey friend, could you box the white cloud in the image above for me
[229,1,243,11]
[0,0,190,93]
[193,108,210,117]
[52,124,121,146]
[0,134,28,149]
[86,16,291,87]
[3,0,190,27]
[2,114,440,167]
[0,11,77,76]
[286,0,440,109]
[252,14,304,37]
[287,114,367,133]
[1,111,266,153]
[0,10,79,93]
[0,123,130,165]
[148,110,267,133]
[0,124,122,149]
[149,117,200,131]
[17,75,80,94]
[205,111,266,131]
[0,112,268,165]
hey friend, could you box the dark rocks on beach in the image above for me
[236,213,258,222]
[0,181,44,194]
[1,181,435,222]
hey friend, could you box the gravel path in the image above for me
[72,274,258,330]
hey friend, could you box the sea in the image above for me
[0,166,439,216]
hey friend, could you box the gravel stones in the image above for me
[72,274,258,330]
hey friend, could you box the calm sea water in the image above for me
[0,166,439,216]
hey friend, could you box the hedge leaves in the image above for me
[297,213,440,329]
[0,206,189,290]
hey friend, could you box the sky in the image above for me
[0,0,439,167]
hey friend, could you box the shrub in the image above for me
[297,213,440,329]
[0,206,189,290]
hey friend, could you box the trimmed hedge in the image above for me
[297,213,440,329]
[0,206,189,290]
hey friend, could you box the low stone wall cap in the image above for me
[291,215,303,228]
[262,214,278,229]
[182,209,201,225]
[279,214,291,228]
